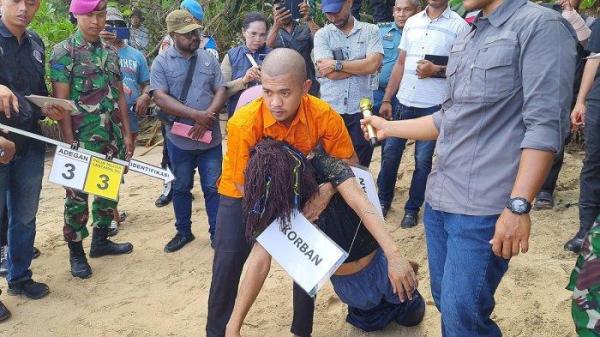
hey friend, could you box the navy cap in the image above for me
[321,0,346,14]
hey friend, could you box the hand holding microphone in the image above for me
[359,98,389,145]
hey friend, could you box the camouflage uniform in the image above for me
[50,30,125,242]
[567,214,600,336]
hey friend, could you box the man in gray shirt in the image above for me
[362,0,576,335]
[150,10,227,252]
[314,0,383,167]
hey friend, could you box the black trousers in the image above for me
[579,100,600,230]
[160,124,171,170]
[352,0,395,23]
[540,136,569,195]
[206,196,315,337]
[342,113,373,167]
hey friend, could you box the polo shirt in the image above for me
[218,95,355,198]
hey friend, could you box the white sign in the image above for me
[129,160,175,183]
[49,146,91,190]
[256,212,348,297]
[351,166,383,217]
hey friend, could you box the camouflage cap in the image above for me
[166,9,203,34]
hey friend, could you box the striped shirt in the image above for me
[397,7,468,108]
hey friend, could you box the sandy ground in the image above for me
[0,130,583,337]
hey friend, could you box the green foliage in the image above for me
[449,0,465,16]
[30,0,76,49]
[580,0,598,10]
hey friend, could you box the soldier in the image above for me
[50,0,135,279]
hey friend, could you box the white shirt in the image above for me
[397,6,468,108]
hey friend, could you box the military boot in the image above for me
[89,227,133,258]
[564,226,590,254]
[68,241,92,279]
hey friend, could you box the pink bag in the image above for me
[171,122,212,143]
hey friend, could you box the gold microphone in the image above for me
[359,98,378,147]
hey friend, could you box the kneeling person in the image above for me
[225,139,424,336]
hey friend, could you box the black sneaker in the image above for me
[164,233,195,253]
[155,182,173,208]
[8,279,50,300]
[400,212,419,229]
[0,300,10,322]
[0,245,7,277]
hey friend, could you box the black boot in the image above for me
[564,227,590,253]
[89,227,133,258]
[68,241,92,279]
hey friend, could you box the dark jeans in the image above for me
[376,104,439,213]
[342,112,373,167]
[580,100,600,230]
[166,139,222,238]
[372,87,400,118]
[351,0,395,22]
[0,201,6,246]
[0,145,44,284]
[207,196,314,337]
[539,135,570,196]
[424,203,509,337]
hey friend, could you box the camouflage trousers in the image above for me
[63,188,117,242]
[569,217,600,336]
[63,135,123,242]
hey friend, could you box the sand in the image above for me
[0,134,583,337]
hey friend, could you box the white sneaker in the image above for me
[0,245,7,277]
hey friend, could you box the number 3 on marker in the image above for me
[97,174,109,190]
[62,163,76,180]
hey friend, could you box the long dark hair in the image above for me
[243,139,319,239]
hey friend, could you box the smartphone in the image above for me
[105,26,130,40]
[274,0,302,21]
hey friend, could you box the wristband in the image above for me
[382,100,392,104]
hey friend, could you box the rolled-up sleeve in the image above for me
[520,19,576,152]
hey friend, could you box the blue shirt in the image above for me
[378,22,402,88]
[118,45,150,108]
[150,46,226,151]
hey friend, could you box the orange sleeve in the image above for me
[320,108,355,159]
[227,122,255,191]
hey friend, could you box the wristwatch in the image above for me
[334,60,343,72]
[506,197,532,215]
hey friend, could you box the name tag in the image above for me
[257,212,348,297]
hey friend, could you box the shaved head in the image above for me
[261,48,307,83]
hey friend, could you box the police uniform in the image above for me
[0,20,48,287]
[373,22,402,117]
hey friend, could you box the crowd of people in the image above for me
[0,0,599,336]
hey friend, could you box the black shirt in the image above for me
[272,21,320,96]
[0,19,47,155]
[311,152,378,263]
